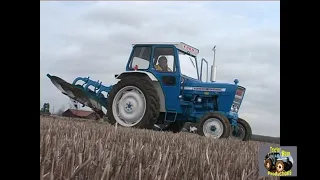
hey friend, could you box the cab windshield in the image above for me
[178,51,198,79]
[274,153,281,159]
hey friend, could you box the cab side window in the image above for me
[153,47,176,72]
[129,46,152,70]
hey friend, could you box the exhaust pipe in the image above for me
[210,65,217,82]
[210,45,217,82]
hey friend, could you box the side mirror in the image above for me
[181,77,185,84]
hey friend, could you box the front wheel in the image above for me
[230,118,252,141]
[284,161,292,171]
[276,161,285,172]
[197,112,231,139]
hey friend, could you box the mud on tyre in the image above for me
[107,76,160,129]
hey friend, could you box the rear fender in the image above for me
[116,71,158,81]
[116,71,166,112]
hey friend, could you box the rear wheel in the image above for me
[276,160,285,172]
[197,112,231,139]
[230,118,252,141]
[107,76,160,129]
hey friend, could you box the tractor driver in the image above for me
[155,56,172,72]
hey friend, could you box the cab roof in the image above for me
[132,42,199,57]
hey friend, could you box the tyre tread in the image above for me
[237,117,252,141]
[107,76,160,129]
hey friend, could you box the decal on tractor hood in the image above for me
[183,86,226,92]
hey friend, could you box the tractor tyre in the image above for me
[166,121,185,133]
[231,118,252,141]
[284,161,292,171]
[276,160,285,172]
[264,159,272,171]
[197,112,231,139]
[107,76,160,129]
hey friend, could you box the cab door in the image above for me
[150,45,181,112]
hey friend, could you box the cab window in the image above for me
[129,46,152,70]
[153,47,176,72]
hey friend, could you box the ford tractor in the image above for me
[47,42,252,141]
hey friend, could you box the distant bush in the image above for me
[40,116,279,180]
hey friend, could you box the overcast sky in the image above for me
[40,1,280,137]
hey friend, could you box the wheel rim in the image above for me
[203,118,224,138]
[111,86,146,127]
[230,123,246,140]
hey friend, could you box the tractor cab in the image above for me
[274,153,281,159]
[126,42,200,80]
[266,152,281,160]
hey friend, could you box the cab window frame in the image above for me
[153,47,176,73]
[128,46,152,70]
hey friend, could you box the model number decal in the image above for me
[183,87,226,92]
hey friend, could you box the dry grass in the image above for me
[40,116,279,180]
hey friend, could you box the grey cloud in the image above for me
[84,7,151,29]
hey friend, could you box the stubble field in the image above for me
[40,116,279,180]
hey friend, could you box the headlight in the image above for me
[231,104,235,111]
[230,104,238,112]
[234,105,238,112]
[197,97,202,103]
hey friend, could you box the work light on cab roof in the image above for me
[47,42,252,141]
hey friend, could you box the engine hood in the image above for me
[180,75,246,113]
[182,76,240,94]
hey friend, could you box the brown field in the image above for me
[40,116,279,180]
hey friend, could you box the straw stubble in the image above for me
[40,116,279,180]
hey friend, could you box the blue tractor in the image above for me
[47,42,252,141]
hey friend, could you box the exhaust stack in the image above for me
[210,45,217,82]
